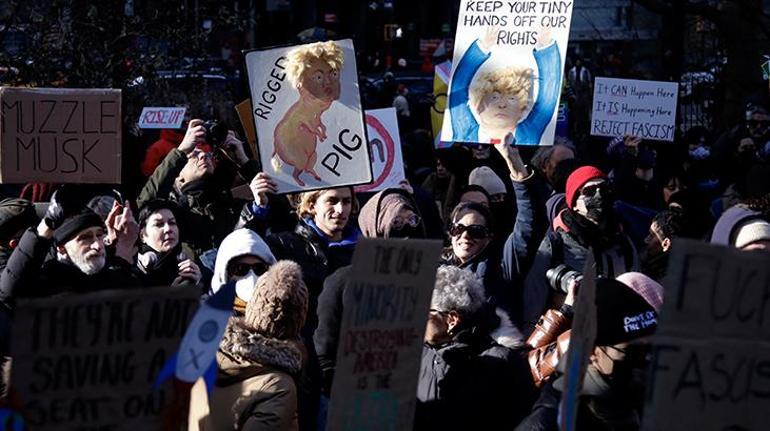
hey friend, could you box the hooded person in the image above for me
[314,188,425,396]
[189,260,309,431]
[209,228,277,313]
[710,205,770,251]
[0,198,39,272]
[521,166,639,336]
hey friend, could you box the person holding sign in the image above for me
[449,27,561,145]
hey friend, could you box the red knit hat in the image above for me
[565,166,607,207]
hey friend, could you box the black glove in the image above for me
[43,186,83,230]
[43,190,65,230]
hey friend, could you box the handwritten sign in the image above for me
[0,87,122,183]
[440,0,573,145]
[137,107,186,129]
[355,108,406,193]
[10,287,199,431]
[326,238,442,431]
[642,240,770,430]
[591,77,679,142]
[244,39,372,194]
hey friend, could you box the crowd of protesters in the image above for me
[0,50,769,431]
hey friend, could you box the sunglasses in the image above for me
[228,261,269,277]
[580,182,609,198]
[391,214,421,230]
[748,120,770,129]
[449,223,490,239]
[190,149,215,160]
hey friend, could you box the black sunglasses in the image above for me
[449,223,490,239]
[228,261,269,277]
[581,182,609,198]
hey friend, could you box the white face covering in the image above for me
[234,270,259,302]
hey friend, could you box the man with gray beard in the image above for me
[0,188,141,306]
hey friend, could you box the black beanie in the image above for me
[595,279,658,346]
[53,209,105,246]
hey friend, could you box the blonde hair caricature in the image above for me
[245,39,372,193]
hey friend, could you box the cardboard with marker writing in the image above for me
[326,238,442,431]
[244,39,372,194]
[642,240,770,430]
[0,87,122,183]
[9,286,199,431]
[440,0,574,146]
[355,108,406,194]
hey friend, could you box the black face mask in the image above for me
[390,225,422,239]
[583,193,613,222]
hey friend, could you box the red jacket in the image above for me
[141,130,184,177]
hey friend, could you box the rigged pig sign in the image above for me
[355,108,406,194]
[245,39,372,193]
[0,87,122,183]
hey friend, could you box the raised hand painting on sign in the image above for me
[273,41,343,186]
[449,26,561,145]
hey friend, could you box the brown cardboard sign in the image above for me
[642,240,770,430]
[235,99,258,160]
[326,238,442,431]
[0,87,122,183]
[10,286,199,430]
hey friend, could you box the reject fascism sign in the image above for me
[591,77,679,142]
[137,107,186,129]
[10,286,199,431]
[642,240,770,430]
[354,108,406,194]
[441,0,574,145]
[244,39,372,193]
[0,87,122,183]
[327,238,442,431]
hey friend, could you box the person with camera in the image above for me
[520,166,639,336]
[137,119,259,260]
[134,199,202,289]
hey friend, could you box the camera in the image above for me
[545,264,582,294]
[202,120,228,147]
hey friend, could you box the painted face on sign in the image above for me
[478,91,526,131]
[300,58,341,102]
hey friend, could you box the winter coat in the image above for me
[415,307,537,431]
[137,148,259,257]
[141,129,184,177]
[189,319,305,431]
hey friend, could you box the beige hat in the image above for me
[469,166,507,196]
[244,260,308,340]
[734,219,770,249]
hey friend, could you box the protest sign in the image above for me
[762,58,770,81]
[440,0,573,146]
[642,240,770,430]
[245,39,371,193]
[591,77,679,142]
[0,87,122,183]
[235,99,259,160]
[137,107,186,129]
[559,253,597,431]
[432,60,452,149]
[10,286,199,431]
[327,238,442,431]
[355,108,406,193]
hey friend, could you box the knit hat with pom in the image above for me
[244,260,308,340]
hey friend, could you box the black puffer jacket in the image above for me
[415,307,537,431]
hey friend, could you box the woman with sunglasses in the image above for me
[135,199,203,288]
[210,228,276,313]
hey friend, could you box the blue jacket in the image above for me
[449,40,562,145]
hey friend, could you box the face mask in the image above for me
[583,192,612,223]
[688,146,711,160]
[234,270,259,303]
[390,225,421,239]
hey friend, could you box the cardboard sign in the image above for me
[559,253,597,431]
[355,108,406,193]
[245,39,372,194]
[440,1,573,146]
[326,238,442,431]
[0,87,122,183]
[235,99,259,161]
[137,107,186,129]
[591,77,679,142]
[642,240,770,430]
[10,287,199,431]
[432,61,452,149]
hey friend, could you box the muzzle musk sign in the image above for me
[0,87,122,183]
[10,286,198,431]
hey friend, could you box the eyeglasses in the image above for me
[449,223,490,239]
[391,214,421,230]
[190,149,215,160]
[747,120,770,129]
[580,182,609,198]
[228,261,269,277]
